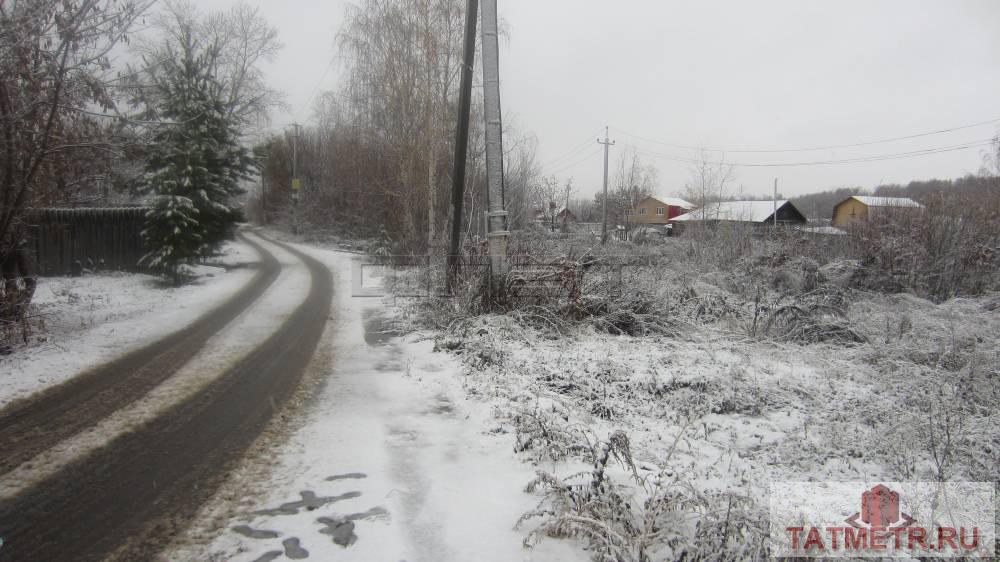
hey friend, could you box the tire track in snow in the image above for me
[0,234,310,502]
[0,233,333,562]
[0,232,281,476]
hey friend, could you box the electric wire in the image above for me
[627,138,995,168]
[546,145,603,175]
[611,116,1000,154]
[542,130,604,168]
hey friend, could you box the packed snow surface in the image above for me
[1,239,258,409]
[170,242,588,562]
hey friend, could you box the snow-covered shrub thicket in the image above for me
[425,294,997,560]
[392,215,998,561]
[801,191,998,302]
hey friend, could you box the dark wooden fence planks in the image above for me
[27,208,150,276]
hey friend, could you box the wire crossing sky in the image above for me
[198,0,1000,198]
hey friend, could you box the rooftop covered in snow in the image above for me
[844,196,923,208]
[672,200,806,224]
[643,195,695,209]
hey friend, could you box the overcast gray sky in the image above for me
[199,0,1000,199]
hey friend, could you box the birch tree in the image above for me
[338,0,466,250]
[254,1,540,248]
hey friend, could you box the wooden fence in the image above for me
[28,207,149,276]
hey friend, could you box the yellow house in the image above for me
[625,195,694,225]
[832,196,923,228]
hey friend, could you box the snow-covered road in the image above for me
[0,235,311,502]
[170,243,587,562]
[0,238,259,410]
[0,231,334,561]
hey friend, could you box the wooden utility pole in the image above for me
[598,126,615,244]
[447,0,479,292]
[481,0,509,299]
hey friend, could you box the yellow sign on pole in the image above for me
[291,178,301,190]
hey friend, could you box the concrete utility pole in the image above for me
[447,0,478,292]
[480,0,509,299]
[290,123,301,235]
[598,126,615,244]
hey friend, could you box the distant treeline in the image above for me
[791,174,999,220]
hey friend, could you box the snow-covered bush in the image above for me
[518,430,768,562]
[391,212,998,560]
[511,399,592,463]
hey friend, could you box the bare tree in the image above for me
[255,0,538,250]
[596,146,658,229]
[571,196,596,222]
[532,175,561,231]
[132,0,286,130]
[981,133,1000,184]
[683,149,735,221]
[0,0,151,327]
[338,0,466,250]
[504,129,542,230]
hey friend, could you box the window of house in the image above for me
[639,208,647,215]
[656,207,664,215]
[625,209,632,216]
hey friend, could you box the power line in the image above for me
[294,58,337,123]
[612,116,1000,154]
[546,147,601,176]
[628,138,995,168]
[630,140,991,168]
[542,130,604,168]
[546,145,602,175]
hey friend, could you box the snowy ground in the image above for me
[0,234,313,502]
[12,230,992,560]
[390,275,999,559]
[168,237,998,561]
[168,242,588,562]
[0,239,259,410]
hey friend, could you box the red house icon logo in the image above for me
[862,484,899,528]
[845,484,916,530]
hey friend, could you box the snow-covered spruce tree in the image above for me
[140,196,202,285]
[137,24,254,282]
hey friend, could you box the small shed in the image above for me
[556,206,577,222]
[832,196,923,228]
[533,206,577,223]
